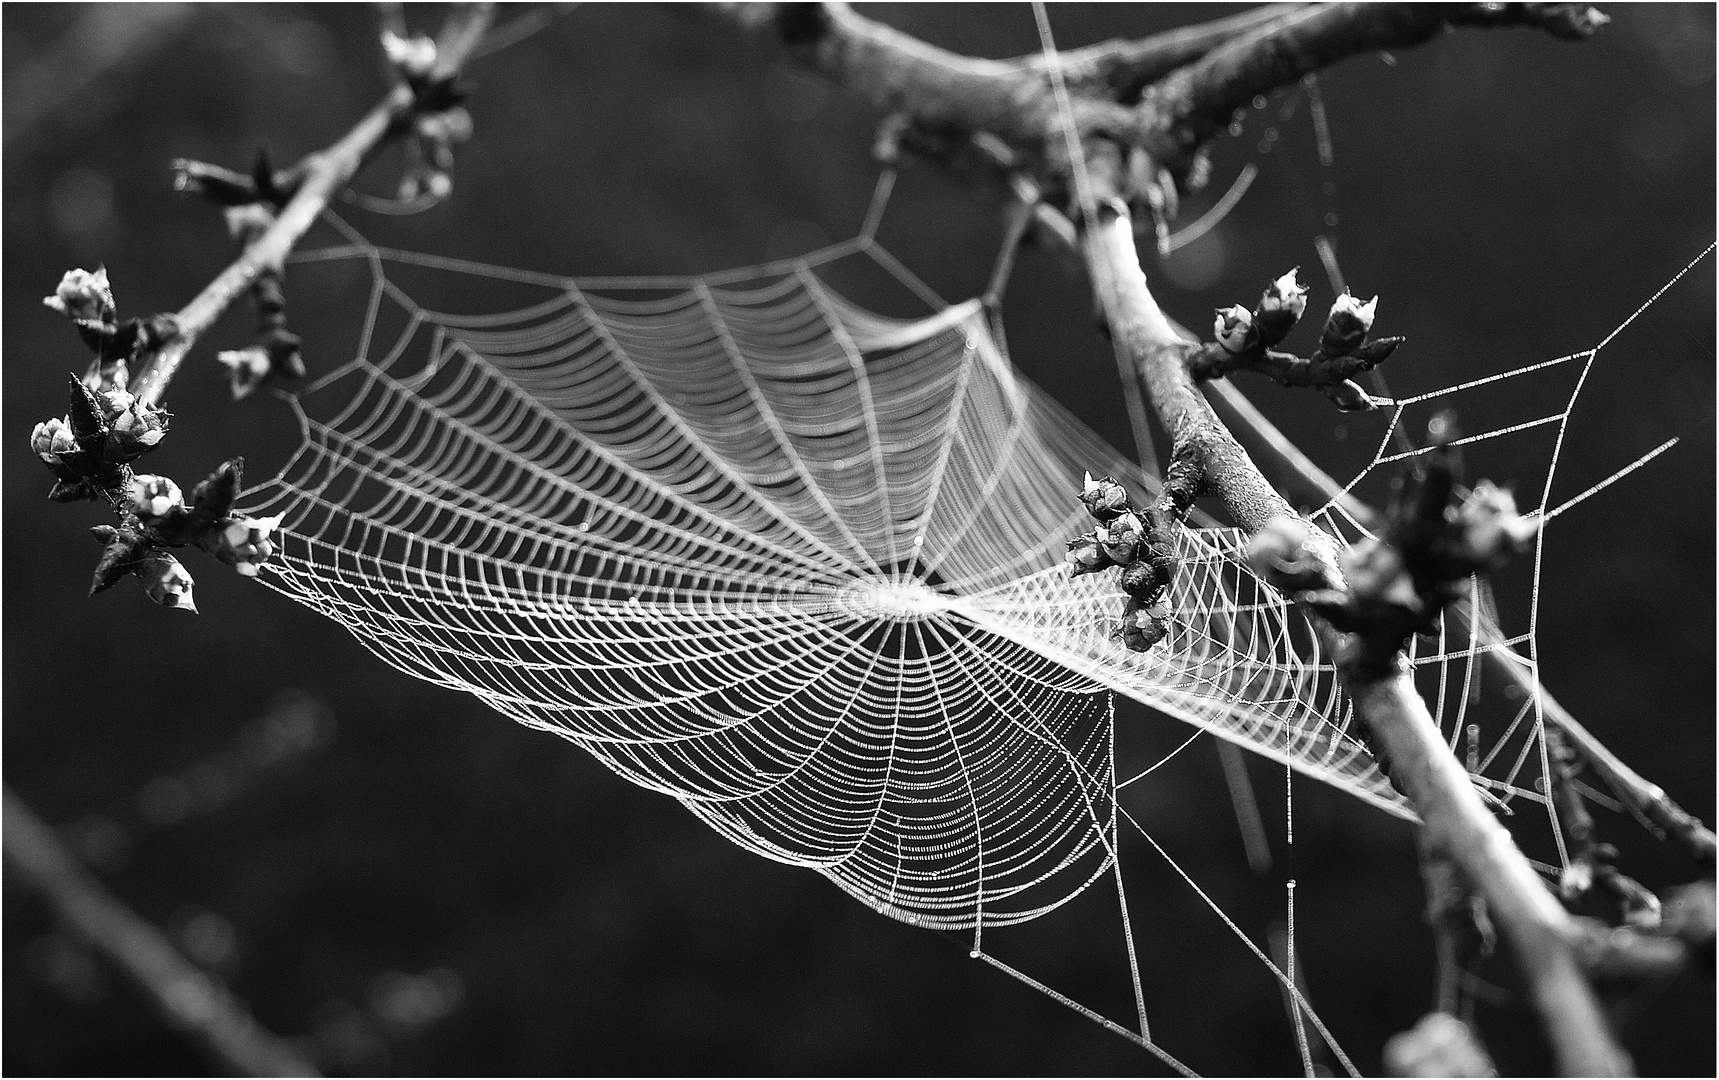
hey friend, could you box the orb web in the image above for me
[241,156,1710,1072]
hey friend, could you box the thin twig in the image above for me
[127,3,497,407]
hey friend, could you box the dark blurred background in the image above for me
[4,4,1713,1075]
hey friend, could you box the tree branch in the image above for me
[1013,3,1304,101]
[1139,2,1608,178]
[127,4,496,406]
[1206,375,1717,868]
[1350,674,1631,1075]
[729,4,1637,1071]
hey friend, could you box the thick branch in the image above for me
[128,4,495,406]
[1014,3,1304,101]
[1082,171,1302,537]
[711,2,1132,150]
[1352,675,1631,1076]
[4,787,320,1077]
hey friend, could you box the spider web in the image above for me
[239,172,1709,1071]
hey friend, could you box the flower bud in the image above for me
[128,475,184,521]
[398,167,453,203]
[382,30,439,81]
[1382,1013,1496,1079]
[31,417,76,462]
[1253,268,1307,347]
[98,388,134,422]
[140,551,197,612]
[1118,557,1170,603]
[1212,305,1255,354]
[1559,861,1594,901]
[1323,378,1377,412]
[105,396,169,461]
[1340,538,1421,612]
[223,203,275,243]
[204,514,283,577]
[1451,480,1538,570]
[43,267,115,326]
[1320,291,1378,356]
[1116,596,1170,652]
[415,106,474,145]
[1245,516,1324,593]
[218,346,273,401]
[1065,531,1110,577]
[1079,472,1130,522]
[1100,511,1144,564]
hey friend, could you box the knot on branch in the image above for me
[42,267,180,395]
[87,458,284,611]
[1247,419,1538,680]
[1066,455,1202,652]
[1189,269,1404,411]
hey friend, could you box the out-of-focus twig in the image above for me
[4,786,320,1078]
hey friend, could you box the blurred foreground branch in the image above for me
[4,787,320,1077]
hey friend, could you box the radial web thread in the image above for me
[245,191,1710,1071]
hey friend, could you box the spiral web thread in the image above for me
[245,182,1709,1071]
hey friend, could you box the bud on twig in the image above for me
[31,417,77,464]
[90,523,152,596]
[140,551,197,612]
[1449,480,1539,571]
[1079,472,1131,522]
[382,30,439,82]
[43,267,116,329]
[217,347,274,401]
[1320,291,1378,357]
[1100,511,1144,565]
[127,474,184,522]
[1324,378,1377,412]
[1253,268,1307,347]
[1116,596,1171,652]
[1212,305,1256,354]
[101,388,170,463]
[1065,531,1112,576]
[199,515,283,578]
[1383,1012,1497,1077]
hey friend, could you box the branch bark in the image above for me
[127,3,496,407]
